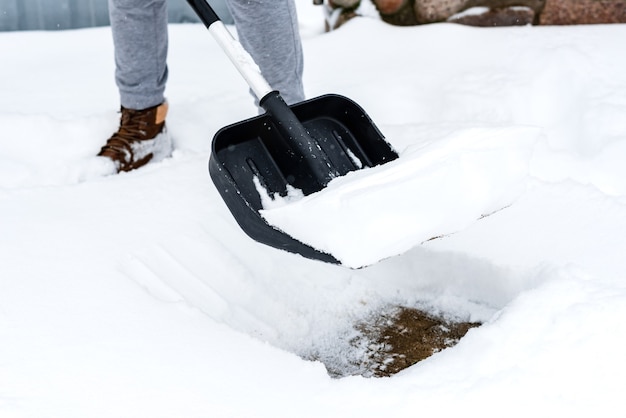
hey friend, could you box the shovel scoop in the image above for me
[187,0,398,264]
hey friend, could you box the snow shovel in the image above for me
[187,0,398,264]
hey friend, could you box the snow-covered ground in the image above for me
[2,3,626,417]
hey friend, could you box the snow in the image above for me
[2,2,626,417]
[261,125,539,267]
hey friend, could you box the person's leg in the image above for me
[98,0,171,173]
[226,0,305,105]
[108,0,169,110]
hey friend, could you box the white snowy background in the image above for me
[1,2,626,417]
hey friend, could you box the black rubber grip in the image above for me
[186,0,220,28]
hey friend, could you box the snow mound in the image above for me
[261,126,540,268]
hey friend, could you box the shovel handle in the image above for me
[186,0,220,28]
[187,0,338,186]
[186,0,273,100]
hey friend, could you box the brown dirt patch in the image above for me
[347,306,481,377]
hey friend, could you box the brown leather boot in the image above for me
[98,101,172,172]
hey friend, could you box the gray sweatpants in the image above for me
[108,0,305,110]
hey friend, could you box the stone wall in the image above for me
[325,0,626,29]
[540,0,626,24]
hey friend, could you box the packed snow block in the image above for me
[260,126,541,268]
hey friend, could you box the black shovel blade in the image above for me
[209,94,398,264]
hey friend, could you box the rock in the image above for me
[373,0,410,14]
[325,1,360,30]
[327,0,626,30]
[374,0,421,25]
[540,0,626,24]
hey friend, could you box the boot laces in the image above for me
[100,109,154,162]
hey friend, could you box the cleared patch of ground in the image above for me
[321,306,481,378]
